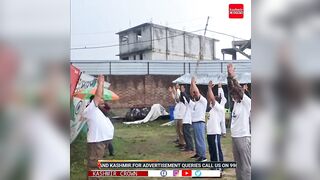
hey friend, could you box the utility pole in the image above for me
[196,16,210,73]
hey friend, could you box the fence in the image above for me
[71,60,251,75]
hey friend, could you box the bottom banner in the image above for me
[88,170,221,178]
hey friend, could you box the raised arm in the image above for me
[94,75,104,106]
[191,76,200,99]
[227,64,243,99]
[207,80,216,107]
[218,83,227,106]
[168,86,176,102]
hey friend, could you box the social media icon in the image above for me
[173,170,179,177]
[182,170,192,177]
[160,170,167,177]
[195,170,202,177]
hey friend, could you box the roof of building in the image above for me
[116,23,219,41]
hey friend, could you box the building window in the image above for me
[139,53,143,60]
[136,30,142,42]
[120,35,128,44]
[133,55,136,60]
[121,57,129,60]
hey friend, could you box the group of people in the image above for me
[169,63,251,180]
[81,75,115,180]
[82,63,251,180]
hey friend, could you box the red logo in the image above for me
[229,4,244,19]
[182,170,192,176]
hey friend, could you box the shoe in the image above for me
[109,154,114,156]
[190,154,199,158]
[180,148,188,151]
[196,157,207,162]
[175,144,184,148]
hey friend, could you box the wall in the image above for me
[119,25,152,58]
[107,75,179,110]
[152,25,215,60]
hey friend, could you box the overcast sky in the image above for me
[71,0,251,60]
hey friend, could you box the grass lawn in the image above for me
[71,119,236,179]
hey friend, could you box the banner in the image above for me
[70,64,81,97]
[70,73,110,143]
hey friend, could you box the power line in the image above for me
[71,29,249,50]
[206,29,246,40]
[71,29,204,50]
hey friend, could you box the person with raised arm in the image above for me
[227,64,251,180]
[206,81,225,169]
[180,85,194,153]
[189,76,208,162]
[82,75,114,180]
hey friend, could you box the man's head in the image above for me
[230,89,243,103]
[192,91,200,101]
[215,95,222,104]
[89,95,105,107]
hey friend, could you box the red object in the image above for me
[70,64,81,97]
[229,4,244,19]
[182,170,192,177]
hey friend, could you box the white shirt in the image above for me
[174,102,186,119]
[207,102,225,135]
[231,94,251,137]
[218,87,227,108]
[182,96,192,124]
[218,87,227,134]
[83,101,114,143]
[189,95,207,123]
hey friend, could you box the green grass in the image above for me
[71,119,236,179]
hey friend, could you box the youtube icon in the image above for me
[182,170,192,177]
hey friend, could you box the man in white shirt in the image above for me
[218,83,227,137]
[169,85,185,148]
[180,85,194,152]
[189,77,208,162]
[207,81,225,167]
[227,64,251,180]
[82,75,114,179]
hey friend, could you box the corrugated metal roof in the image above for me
[172,73,251,85]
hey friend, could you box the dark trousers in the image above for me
[207,134,224,162]
[87,140,111,180]
[183,123,194,151]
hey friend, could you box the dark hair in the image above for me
[89,95,95,102]
[215,96,222,104]
[230,89,243,102]
[179,93,184,104]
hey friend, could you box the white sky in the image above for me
[71,0,251,60]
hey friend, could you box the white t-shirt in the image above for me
[218,87,227,134]
[182,97,192,124]
[189,95,207,123]
[231,94,251,137]
[83,101,114,143]
[174,102,186,120]
[207,102,226,135]
[218,87,227,108]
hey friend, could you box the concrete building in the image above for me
[116,23,218,60]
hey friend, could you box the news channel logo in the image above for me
[160,170,167,177]
[173,170,179,177]
[195,170,202,177]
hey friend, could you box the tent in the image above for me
[172,73,251,85]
